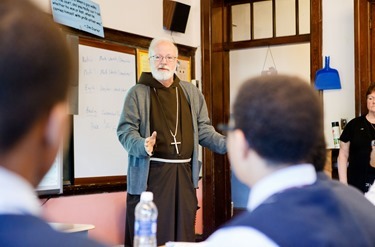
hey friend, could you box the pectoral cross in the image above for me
[171,135,181,154]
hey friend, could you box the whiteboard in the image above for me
[74,42,136,178]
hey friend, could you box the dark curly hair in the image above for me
[233,75,323,165]
[366,83,375,97]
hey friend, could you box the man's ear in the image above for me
[230,129,251,161]
[44,102,68,152]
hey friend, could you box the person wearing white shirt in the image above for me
[205,75,375,246]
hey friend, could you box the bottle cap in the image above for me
[331,121,339,127]
[140,191,153,202]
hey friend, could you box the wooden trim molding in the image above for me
[354,0,373,116]
[225,34,310,50]
[201,0,232,239]
[310,0,323,85]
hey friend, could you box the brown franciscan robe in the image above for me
[145,73,197,245]
[150,79,194,159]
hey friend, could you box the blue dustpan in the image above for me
[315,56,341,90]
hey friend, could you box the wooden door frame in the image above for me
[200,0,231,239]
[354,0,375,116]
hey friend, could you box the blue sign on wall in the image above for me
[51,0,104,38]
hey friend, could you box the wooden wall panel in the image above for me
[354,0,374,116]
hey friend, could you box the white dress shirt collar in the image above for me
[0,166,41,216]
[248,164,317,211]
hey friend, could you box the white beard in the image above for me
[151,65,175,81]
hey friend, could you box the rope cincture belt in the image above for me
[150,157,192,163]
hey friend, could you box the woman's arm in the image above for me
[337,141,350,184]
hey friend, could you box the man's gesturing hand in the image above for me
[144,131,157,156]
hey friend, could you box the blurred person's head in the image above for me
[0,0,73,186]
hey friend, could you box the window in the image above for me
[228,0,311,48]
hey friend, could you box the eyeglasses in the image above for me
[149,55,177,63]
[217,123,235,133]
[217,117,236,133]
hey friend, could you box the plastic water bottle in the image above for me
[332,121,340,148]
[134,191,158,247]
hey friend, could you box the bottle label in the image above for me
[332,126,340,148]
[135,220,157,237]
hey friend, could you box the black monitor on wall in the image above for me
[163,0,191,33]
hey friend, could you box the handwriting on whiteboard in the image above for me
[78,45,135,131]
